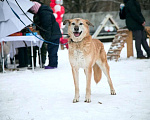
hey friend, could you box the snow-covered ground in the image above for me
[0,41,150,120]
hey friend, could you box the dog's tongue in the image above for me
[74,32,80,37]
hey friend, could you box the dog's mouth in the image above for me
[73,31,82,37]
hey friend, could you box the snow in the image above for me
[0,41,150,120]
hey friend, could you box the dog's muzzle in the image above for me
[73,26,82,37]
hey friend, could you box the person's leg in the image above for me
[27,47,31,66]
[40,42,47,65]
[141,30,150,57]
[4,56,7,68]
[24,47,29,67]
[10,57,13,64]
[46,39,59,68]
[18,47,26,67]
[33,47,37,67]
[132,30,144,58]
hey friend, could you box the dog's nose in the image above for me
[74,26,79,31]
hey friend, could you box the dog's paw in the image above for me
[84,96,91,103]
[73,98,79,103]
[84,99,91,103]
[111,89,116,95]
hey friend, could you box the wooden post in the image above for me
[149,36,150,47]
[61,44,64,50]
[145,27,150,47]
[126,31,133,58]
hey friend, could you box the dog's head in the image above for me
[63,18,94,42]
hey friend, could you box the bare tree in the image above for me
[36,0,150,13]
[63,0,150,13]
[34,0,50,6]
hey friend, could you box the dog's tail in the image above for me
[93,63,102,84]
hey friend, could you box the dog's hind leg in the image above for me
[97,60,116,95]
[72,67,80,103]
[84,67,92,103]
[102,62,116,95]
[93,63,102,84]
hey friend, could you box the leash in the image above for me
[6,0,68,46]
[14,0,68,36]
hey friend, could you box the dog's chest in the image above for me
[69,49,87,68]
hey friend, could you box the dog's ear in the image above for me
[85,20,94,27]
[63,19,71,25]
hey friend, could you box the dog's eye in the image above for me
[72,23,75,25]
[79,23,83,25]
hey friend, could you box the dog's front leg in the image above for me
[84,67,92,103]
[72,67,79,103]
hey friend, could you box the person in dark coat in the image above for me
[29,1,62,69]
[123,0,150,59]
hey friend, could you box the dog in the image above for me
[63,18,116,103]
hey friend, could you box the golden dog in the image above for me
[63,18,116,103]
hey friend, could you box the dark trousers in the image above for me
[18,47,28,67]
[47,38,59,67]
[40,42,47,64]
[132,30,150,57]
